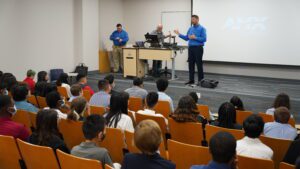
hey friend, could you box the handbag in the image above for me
[200,79,219,89]
[74,63,88,75]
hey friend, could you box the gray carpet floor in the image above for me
[87,71,300,123]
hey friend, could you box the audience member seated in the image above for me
[137,92,167,125]
[0,70,2,79]
[45,91,68,119]
[23,69,36,94]
[283,138,300,165]
[121,120,175,169]
[266,93,292,117]
[236,114,273,160]
[0,95,30,140]
[76,73,94,95]
[211,102,243,130]
[34,71,49,96]
[90,80,111,107]
[170,96,203,123]
[67,97,89,121]
[28,109,69,153]
[104,74,118,95]
[69,84,83,102]
[0,73,18,95]
[11,84,39,113]
[71,114,120,169]
[125,77,148,99]
[230,96,245,111]
[105,92,134,132]
[56,73,71,98]
[156,78,174,112]
[263,107,297,140]
[189,92,215,120]
[191,131,237,169]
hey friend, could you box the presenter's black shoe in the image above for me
[185,81,195,85]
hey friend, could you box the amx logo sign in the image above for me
[223,17,269,31]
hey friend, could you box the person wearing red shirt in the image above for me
[76,73,94,95]
[0,95,30,141]
[23,69,36,94]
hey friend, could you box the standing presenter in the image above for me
[174,15,207,85]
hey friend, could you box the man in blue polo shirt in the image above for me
[110,23,129,73]
[174,15,207,85]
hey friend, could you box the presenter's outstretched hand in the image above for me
[174,29,180,35]
[119,39,123,42]
[189,34,196,39]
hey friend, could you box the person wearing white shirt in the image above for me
[237,114,273,160]
[264,107,297,140]
[266,93,293,117]
[156,78,174,112]
[45,91,68,119]
[56,73,72,98]
[105,92,134,132]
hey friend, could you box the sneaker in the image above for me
[185,81,195,85]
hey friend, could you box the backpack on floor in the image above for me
[200,79,219,89]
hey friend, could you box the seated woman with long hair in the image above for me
[67,97,90,121]
[28,109,69,153]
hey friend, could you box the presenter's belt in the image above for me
[114,45,125,48]
[189,45,203,48]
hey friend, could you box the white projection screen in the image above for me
[192,0,300,65]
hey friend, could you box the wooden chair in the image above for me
[56,149,103,169]
[258,112,296,127]
[36,96,48,108]
[168,118,203,146]
[58,119,85,149]
[17,139,60,169]
[27,95,38,107]
[105,164,113,169]
[154,100,172,118]
[128,110,136,127]
[28,111,37,129]
[0,135,23,169]
[279,162,295,169]
[238,155,274,169]
[57,86,69,99]
[236,110,253,125]
[11,110,32,134]
[260,135,292,169]
[197,104,211,120]
[99,128,125,163]
[89,105,106,116]
[206,125,244,141]
[128,97,143,112]
[83,90,91,101]
[168,139,211,169]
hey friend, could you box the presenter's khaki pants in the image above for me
[112,45,124,72]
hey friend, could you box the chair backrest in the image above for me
[154,100,172,118]
[197,104,210,120]
[128,110,136,127]
[11,110,32,134]
[17,139,60,169]
[36,96,48,108]
[135,113,167,135]
[28,111,37,129]
[99,127,125,163]
[128,97,143,112]
[83,90,91,101]
[27,95,38,107]
[0,135,22,169]
[168,118,203,146]
[89,105,106,116]
[58,119,85,149]
[57,86,69,99]
[279,162,295,169]
[260,135,292,169]
[258,112,295,127]
[236,110,253,125]
[206,125,244,141]
[238,155,274,169]
[105,164,114,169]
[168,139,211,169]
[56,149,103,169]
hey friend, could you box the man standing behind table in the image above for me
[150,24,171,77]
[110,23,129,73]
[174,15,207,86]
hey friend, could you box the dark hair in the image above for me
[70,84,82,96]
[230,96,245,111]
[273,93,290,109]
[0,95,13,112]
[217,102,237,129]
[189,92,198,103]
[133,77,143,86]
[116,23,122,27]
[146,92,158,108]
[34,109,60,146]
[56,73,69,86]
[0,71,3,78]
[46,91,61,108]
[243,114,264,138]
[209,131,236,163]
[82,114,106,140]
[274,107,290,124]
[0,73,17,91]
[296,157,300,169]
[11,85,29,101]
[76,73,87,82]
[156,78,168,92]
[44,83,57,96]
[98,79,109,91]
[37,71,48,82]
[104,74,115,85]
[192,15,199,19]
[26,70,36,77]
[172,96,199,122]
[106,92,129,128]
